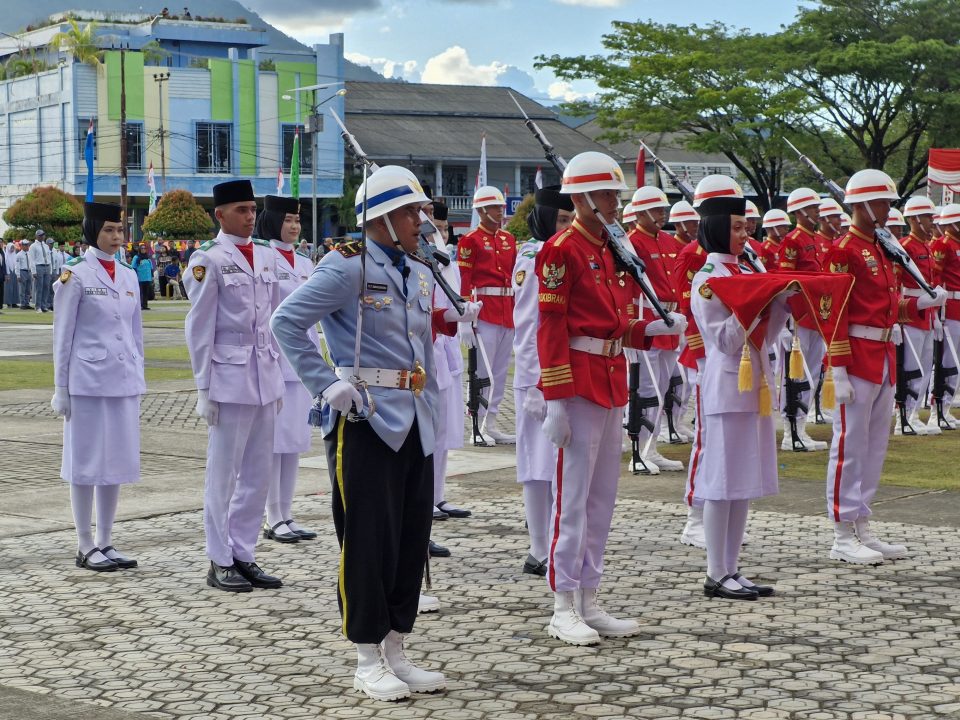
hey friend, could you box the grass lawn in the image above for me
[0,309,186,329]
[0,359,192,390]
[144,346,191,363]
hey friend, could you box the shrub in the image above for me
[141,189,214,241]
[505,193,535,244]
[3,186,83,241]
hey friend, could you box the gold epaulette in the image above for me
[336,241,363,258]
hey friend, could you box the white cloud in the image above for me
[345,51,419,81]
[547,81,595,102]
[552,0,626,6]
[379,25,391,33]
[421,46,510,85]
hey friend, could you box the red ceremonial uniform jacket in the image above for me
[457,225,517,328]
[900,233,938,330]
[628,226,684,350]
[815,232,835,266]
[825,226,925,384]
[537,219,653,408]
[779,226,823,331]
[931,230,960,321]
[758,238,780,271]
[674,240,707,368]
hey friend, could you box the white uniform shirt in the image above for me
[15,250,31,273]
[269,240,320,383]
[27,240,51,271]
[511,240,543,389]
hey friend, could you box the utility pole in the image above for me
[119,45,128,244]
[153,71,170,193]
[308,106,320,248]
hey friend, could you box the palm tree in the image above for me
[141,40,171,66]
[49,19,102,66]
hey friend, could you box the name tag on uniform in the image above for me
[277,272,291,280]
[220,265,243,274]
[366,282,388,292]
[650,253,661,259]
[84,287,108,296]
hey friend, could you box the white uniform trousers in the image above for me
[548,397,624,593]
[673,365,695,430]
[779,326,825,418]
[825,361,894,522]
[475,320,514,419]
[204,401,277,566]
[635,348,679,445]
[943,319,960,408]
[683,380,705,508]
[902,325,934,417]
[433,377,453,504]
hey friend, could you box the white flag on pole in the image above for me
[147,162,157,214]
[471,133,487,229]
[534,166,543,190]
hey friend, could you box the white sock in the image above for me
[71,484,95,553]
[725,499,750,581]
[94,485,120,550]
[522,481,552,561]
[703,499,731,585]
[434,449,448,506]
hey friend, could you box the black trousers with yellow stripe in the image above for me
[324,415,434,644]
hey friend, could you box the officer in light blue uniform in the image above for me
[271,167,479,702]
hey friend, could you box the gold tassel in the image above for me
[738,342,753,393]
[788,330,804,380]
[822,366,836,409]
[758,374,772,417]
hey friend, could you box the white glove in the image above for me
[542,399,572,448]
[460,325,477,349]
[322,379,363,415]
[777,326,793,349]
[195,389,219,426]
[646,312,688,336]
[522,386,547,422]
[934,314,944,342]
[891,324,902,346]
[917,286,948,311]
[831,366,855,405]
[51,386,71,420]
[444,300,482,324]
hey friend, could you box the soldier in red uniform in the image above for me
[824,170,947,564]
[930,203,960,429]
[744,200,764,259]
[759,210,790,270]
[816,199,845,264]
[457,186,517,444]
[537,151,686,645]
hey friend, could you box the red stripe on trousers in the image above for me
[548,448,564,592]
[686,385,702,506]
[832,404,846,521]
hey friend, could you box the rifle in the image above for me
[783,139,936,299]
[466,345,491,446]
[931,334,958,431]
[663,373,684,444]
[626,362,659,474]
[783,348,810,451]
[639,141,765,274]
[508,93,673,327]
[895,342,921,434]
[813,363,828,424]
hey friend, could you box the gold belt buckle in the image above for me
[880,328,891,342]
[602,338,621,357]
[410,361,427,396]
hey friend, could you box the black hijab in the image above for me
[82,202,122,248]
[696,197,746,254]
[255,195,300,241]
[526,185,574,242]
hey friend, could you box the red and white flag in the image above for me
[635,146,645,188]
[276,166,285,195]
[471,133,487,228]
[534,166,543,190]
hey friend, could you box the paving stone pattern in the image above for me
[3,494,960,719]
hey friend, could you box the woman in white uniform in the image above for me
[689,194,791,600]
[258,195,319,543]
[51,202,145,571]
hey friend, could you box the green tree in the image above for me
[141,40,171,66]
[3,186,83,242]
[333,174,362,231]
[505,194,535,243]
[49,19,103,66]
[141,190,214,241]
[4,55,52,78]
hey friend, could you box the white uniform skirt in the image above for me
[693,411,778,501]
[440,371,465,452]
[274,380,313,455]
[62,395,140,485]
[515,386,556,484]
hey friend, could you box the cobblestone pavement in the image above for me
[3,489,960,720]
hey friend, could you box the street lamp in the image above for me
[281,82,346,249]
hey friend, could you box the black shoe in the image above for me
[101,545,138,569]
[207,562,253,592]
[428,540,451,558]
[432,507,449,521]
[703,575,758,600]
[522,554,547,576]
[233,559,283,589]
[730,572,774,597]
[437,501,472,519]
[263,521,299,544]
[75,547,118,572]
[287,519,317,540]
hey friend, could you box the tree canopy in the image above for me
[3,186,83,243]
[141,190,213,241]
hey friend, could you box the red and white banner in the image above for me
[928,148,960,190]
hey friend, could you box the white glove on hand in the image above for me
[934,314,945,342]
[831,366,856,405]
[891,324,903,346]
[444,300,482,324]
[522,386,547,422]
[322,379,363,415]
[917,286,948,311]
[51,386,71,420]
[646,312,688,336]
[777,326,793,349]
[195,389,219,426]
[542,399,572,448]
[460,325,477,349]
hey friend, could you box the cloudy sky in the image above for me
[242,0,802,104]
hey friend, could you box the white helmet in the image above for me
[669,200,698,224]
[786,187,821,214]
[939,203,960,226]
[692,175,743,208]
[902,196,937,217]
[355,168,430,226]
[762,209,791,229]
[630,186,670,212]
[472,185,506,209]
[839,212,851,228]
[622,202,638,225]
[886,208,906,227]
[844,169,899,205]
[744,200,760,220]
[560,151,628,194]
[819,198,844,218]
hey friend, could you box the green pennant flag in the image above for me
[290,129,301,199]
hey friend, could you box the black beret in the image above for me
[431,201,448,221]
[213,179,255,206]
[698,196,746,218]
[264,195,300,215]
[535,185,574,212]
[84,202,122,223]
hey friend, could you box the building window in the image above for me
[443,166,467,197]
[124,122,143,170]
[196,122,232,174]
[78,118,97,160]
[281,124,312,173]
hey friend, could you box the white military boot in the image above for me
[906,411,928,435]
[577,588,641,638]
[417,593,440,614]
[483,415,516,444]
[797,418,828,451]
[644,442,684,471]
[382,630,446,693]
[829,521,884,565]
[925,412,943,435]
[855,518,908,560]
[354,643,410,701]
[547,591,600,645]
[679,505,706,549]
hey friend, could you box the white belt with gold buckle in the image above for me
[848,324,892,342]
[569,336,624,358]
[335,364,427,395]
[474,286,515,297]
